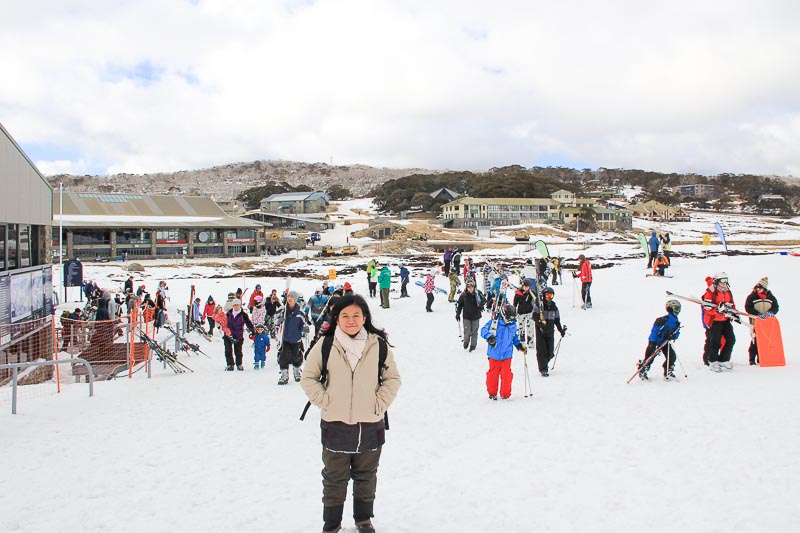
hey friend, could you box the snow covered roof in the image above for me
[53,191,264,228]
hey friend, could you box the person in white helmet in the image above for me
[702,272,738,372]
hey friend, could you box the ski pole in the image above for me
[571,272,576,308]
[550,334,565,370]
[523,350,532,398]
[673,344,688,378]
[456,317,462,339]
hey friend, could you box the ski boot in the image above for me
[225,365,234,371]
[254,362,260,370]
[278,369,289,385]
[665,368,676,381]
[489,394,498,401]
[541,371,549,377]
[720,361,733,370]
[355,523,376,533]
[636,361,649,381]
[293,366,302,382]
[709,362,722,372]
[260,360,265,369]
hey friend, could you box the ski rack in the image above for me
[164,324,210,358]
[138,331,194,374]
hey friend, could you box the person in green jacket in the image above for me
[378,265,392,308]
[365,259,376,297]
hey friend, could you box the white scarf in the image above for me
[334,325,369,372]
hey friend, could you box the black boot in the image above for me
[323,504,344,533]
[353,499,374,524]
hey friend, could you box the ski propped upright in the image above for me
[637,233,648,256]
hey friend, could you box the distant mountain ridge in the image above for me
[47,160,438,201]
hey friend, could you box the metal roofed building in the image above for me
[53,191,270,259]
[260,191,330,214]
[1,121,54,358]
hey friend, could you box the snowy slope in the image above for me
[2,251,800,532]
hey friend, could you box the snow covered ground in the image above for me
[3,215,800,532]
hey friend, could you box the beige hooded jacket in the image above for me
[301,333,401,424]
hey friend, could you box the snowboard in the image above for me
[414,280,447,295]
[754,316,785,367]
[646,273,674,278]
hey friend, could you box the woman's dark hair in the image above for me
[323,293,388,343]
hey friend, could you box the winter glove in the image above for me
[761,312,774,318]
[249,333,255,341]
[487,335,496,347]
[560,325,567,337]
[455,314,461,322]
[266,345,271,352]
[515,343,527,353]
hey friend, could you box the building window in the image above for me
[19,224,30,267]
[117,230,151,244]
[72,230,111,245]
[7,224,17,269]
[156,229,187,243]
[194,230,221,243]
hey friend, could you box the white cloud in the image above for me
[2,0,800,177]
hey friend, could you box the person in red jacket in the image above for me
[572,254,593,309]
[701,272,738,372]
[248,284,264,314]
[201,296,217,335]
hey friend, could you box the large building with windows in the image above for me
[260,191,330,214]
[1,121,54,360]
[53,192,270,259]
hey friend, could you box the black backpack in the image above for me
[300,334,390,429]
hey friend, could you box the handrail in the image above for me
[0,358,95,414]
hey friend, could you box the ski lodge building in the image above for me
[53,191,274,260]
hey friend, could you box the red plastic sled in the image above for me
[755,316,785,367]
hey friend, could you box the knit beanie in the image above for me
[756,276,768,289]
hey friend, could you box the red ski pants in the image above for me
[486,358,513,398]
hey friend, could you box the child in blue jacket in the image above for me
[481,303,527,400]
[638,300,681,381]
[253,324,271,369]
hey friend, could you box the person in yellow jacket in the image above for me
[301,294,401,533]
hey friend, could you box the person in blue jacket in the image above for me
[309,288,330,336]
[252,323,271,369]
[480,303,527,400]
[638,299,682,380]
[647,230,660,268]
[399,265,410,297]
[278,291,310,385]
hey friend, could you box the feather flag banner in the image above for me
[715,221,728,254]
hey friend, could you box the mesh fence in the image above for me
[0,316,58,407]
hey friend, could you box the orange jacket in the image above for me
[578,260,593,282]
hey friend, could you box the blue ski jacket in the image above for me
[400,266,410,285]
[480,317,521,361]
[282,303,307,344]
[648,231,660,252]
[253,331,270,356]
[648,312,681,344]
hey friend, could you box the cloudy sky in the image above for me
[2,0,799,177]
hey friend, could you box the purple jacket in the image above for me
[226,309,254,340]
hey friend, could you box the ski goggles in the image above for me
[544,292,554,299]
[716,278,729,286]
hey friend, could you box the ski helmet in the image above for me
[666,299,681,315]
[501,303,516,321]
[713,272,729,283]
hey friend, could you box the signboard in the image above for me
[702,234,711,247]
[43,266,53,314]
[228,238,255,243]
[328,269,337,281]
[0,276,10,340]
[10,271,32,322]
[31,269,44,315]
[64,259,84,287]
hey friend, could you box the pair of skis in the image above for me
[627,328,682,384]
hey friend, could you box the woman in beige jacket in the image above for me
[301,294,401,533]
